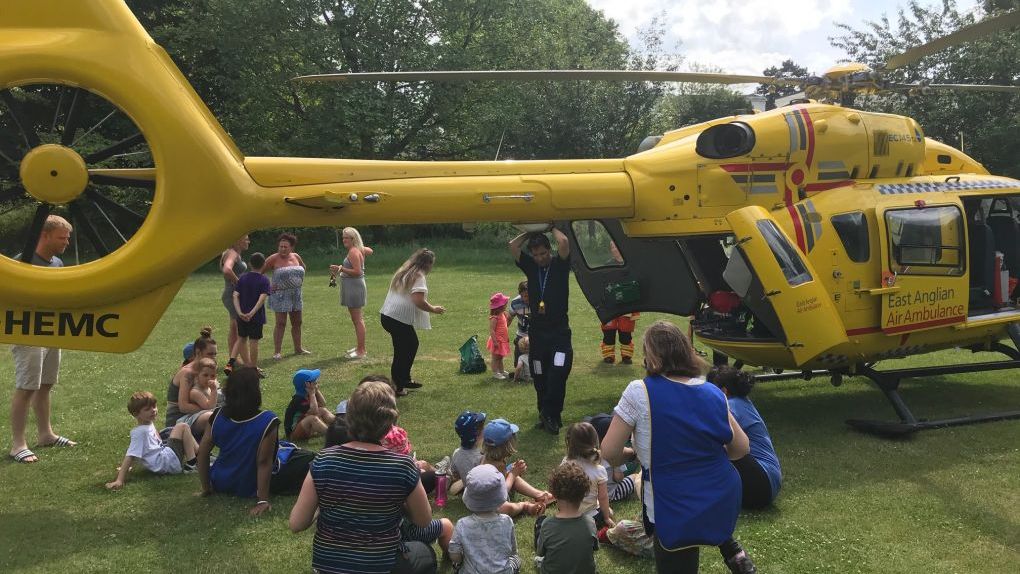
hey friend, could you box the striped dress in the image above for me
[310,445,421,574]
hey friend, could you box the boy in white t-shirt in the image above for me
[106,391,197,490]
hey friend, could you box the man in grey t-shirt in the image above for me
[9,215,76,464]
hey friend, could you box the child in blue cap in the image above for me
[481,418,552,517]
[283,369,335,441]
[449,410,487,496]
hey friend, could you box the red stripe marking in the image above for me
[883,315,966,335]
[784,186,807,252]
[720,162,793,173]
[846,326,882,336]
[804,180,854,192]
[798,108,815,166]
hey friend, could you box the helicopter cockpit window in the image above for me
[885,206,964,276]
[570,220,624,269]
[831,212,870,263]
[755,220,812,286]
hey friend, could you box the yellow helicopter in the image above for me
[2,2,1020,434]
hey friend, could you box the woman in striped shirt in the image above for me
[290,380,435,574]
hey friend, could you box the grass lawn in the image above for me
[2,242,1019,573]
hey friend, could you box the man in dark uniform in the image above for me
[510,228,572,435]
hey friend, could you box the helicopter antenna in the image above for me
[494,129,506,161]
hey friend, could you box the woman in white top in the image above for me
[380,249,445,395]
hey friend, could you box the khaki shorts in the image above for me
[12,346,61,391]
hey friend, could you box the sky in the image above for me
[584,0,987,78]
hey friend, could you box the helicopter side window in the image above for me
[755,220,812,286]
[570,220,625,269]
[886,206,964,276]
[831,212,870,263]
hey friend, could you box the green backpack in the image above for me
[458,335,487,374]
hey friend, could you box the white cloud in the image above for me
[586,0,966,77]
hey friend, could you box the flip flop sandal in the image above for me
[39,436,75,448]
[10,448,38,463]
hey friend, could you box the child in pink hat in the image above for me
[486,292,511,379]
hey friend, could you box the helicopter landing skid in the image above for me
[846,342,1020,437]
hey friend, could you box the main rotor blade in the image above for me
[293,69,800,86]
[885,10,1020,70]
[925,83,1020,93]
[887,82,1020,93]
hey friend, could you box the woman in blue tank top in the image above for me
[197,368,313,516]
[601,320,758,574]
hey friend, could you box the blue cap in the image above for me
[182,342,195,363]
[483,418,519,447]
[455,411,487,446]
[293,369,321,397]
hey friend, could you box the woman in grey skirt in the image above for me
[329,227,373,359]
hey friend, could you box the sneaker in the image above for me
[256,368,267,379]
[434,455,451,476]
[296,349,312,356]
[603,356,615,364]
[493,372,507,380]
[272,353,282,360]
[621,356,633,365]
[182,462,198,474]
[542,415,560,435]
[725,551,757,574]
[404,380,423,389]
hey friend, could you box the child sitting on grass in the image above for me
[449,464,522,574]
[106,391,197,490]
[481,418,551,517]
[535,461,599,574]
[513,336,531,383]
[562,421,614,529]
[449,410,487,496]
[587,413,640,503]
[284,369,335,441]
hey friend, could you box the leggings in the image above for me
[732,454,774,509]
[381,313,419,390]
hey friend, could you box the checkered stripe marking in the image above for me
[877,180,1019,195]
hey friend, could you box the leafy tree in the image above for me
[755,59,809,110]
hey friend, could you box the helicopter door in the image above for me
[877,204,968,333]
[566,219,700,323]
[724,206,848,364]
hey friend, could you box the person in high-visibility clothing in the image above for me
[600,242,638,365]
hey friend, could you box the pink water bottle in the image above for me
[435,474,449,508]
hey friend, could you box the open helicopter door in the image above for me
[724,206,848,365]
[565,220,700,322]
